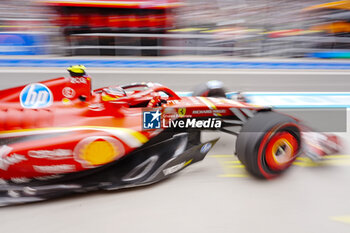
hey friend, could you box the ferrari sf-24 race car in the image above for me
[0,66,341,206]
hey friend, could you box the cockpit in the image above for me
[94,82,180,108]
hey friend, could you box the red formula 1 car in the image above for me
[0,66,340,206]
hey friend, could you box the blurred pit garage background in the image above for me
[0,1,350,233]
[2,0,350,57]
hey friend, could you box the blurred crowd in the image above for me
[0,0,333,32]
[177,0,333,29]
[0,0,348,57]
[0,0,54,32]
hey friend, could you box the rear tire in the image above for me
[236,111,301,179]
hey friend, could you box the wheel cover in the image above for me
[265,131,299,171]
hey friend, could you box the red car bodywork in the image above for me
[0,74,261,181]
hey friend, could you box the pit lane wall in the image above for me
[227,92,350,109]
[1,57,350,69]
[173,92,350,109]
[243,92,349,133]
[0,33,48,55]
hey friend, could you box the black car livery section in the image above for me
[0,130,218,206]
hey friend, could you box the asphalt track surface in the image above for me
[0,68,349,233]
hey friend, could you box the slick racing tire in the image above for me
[193,80,226,98]
[236,111,301,179]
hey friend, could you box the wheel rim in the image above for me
[265,131,299,171]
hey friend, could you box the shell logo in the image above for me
[74,136,125,167]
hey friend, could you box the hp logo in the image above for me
[20,83,53,108]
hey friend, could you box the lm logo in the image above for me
[143,110,161,129]
[20,83,53,108]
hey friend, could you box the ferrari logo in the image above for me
[178,108,186,117]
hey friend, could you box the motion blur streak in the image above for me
[0,70,349,233]
[0,0,350,232]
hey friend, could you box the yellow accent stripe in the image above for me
[331,215,350,224]
[0,127,55,135]
[212,154,350,168]
[197,97,222,116]
[224,160,242,164]
[227,165,245,168]
[184,159,193,167]
[304,1,350,11]
[0,126,148,146]
[198,97,217,109]
[102,94,119,101]
[118,128,149,144]
[292,161,319,167]
[295,157,312,162]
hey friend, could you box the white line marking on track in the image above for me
[331,216,350,224]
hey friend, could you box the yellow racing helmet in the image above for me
[67,65,86,77]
